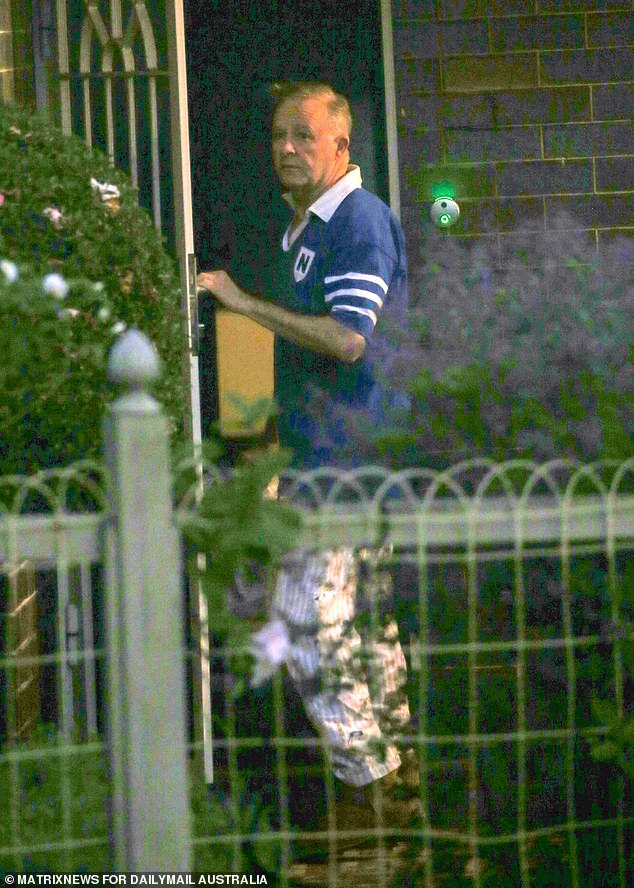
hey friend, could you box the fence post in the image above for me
[103,330,191,871]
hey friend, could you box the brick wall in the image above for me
[0,0,34,107]
[392,0,634,264]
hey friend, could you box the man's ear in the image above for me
[336,135,350,156]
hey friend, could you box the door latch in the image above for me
[187,253,204,356]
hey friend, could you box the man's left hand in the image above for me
[197,270,250,314]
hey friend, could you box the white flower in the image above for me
[43,207,64,228]
[93,281,105,293]
[42,272,69,300]
[58,307,80,320]
[0,259,18,283]
[111,321,127,335]
[9,125,31,139]
[90,177,120,203]
[250,619,291,687]
[97,306,111,322]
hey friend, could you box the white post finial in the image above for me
[107,329,161,413]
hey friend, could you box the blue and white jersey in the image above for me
[273,166,408,469]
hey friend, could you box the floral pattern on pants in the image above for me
[274,546,411,787]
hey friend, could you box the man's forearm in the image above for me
[197,268,366,362]
[235,290,365,363]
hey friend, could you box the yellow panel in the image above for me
[216,310,274,437]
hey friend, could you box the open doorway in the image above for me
[185,0,388,440]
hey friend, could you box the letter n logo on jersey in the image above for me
[294,247,315,282]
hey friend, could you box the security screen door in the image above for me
[53,0,213,781]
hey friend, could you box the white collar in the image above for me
[282,165,362,250]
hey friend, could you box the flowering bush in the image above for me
[0,262,124,474]
[346,216,633,468]
[0,103,187,474]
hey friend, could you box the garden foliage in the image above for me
[0,724,280,873]
[0,263,118,475]
[175,440,303,680]
[336,218,634,783]
[345,218,633,468]
[0,103,188,475]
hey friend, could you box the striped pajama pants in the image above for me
[273,546,411,787]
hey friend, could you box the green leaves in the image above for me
[190,763,282,873]
[176,446,302,674]
[191,448,301,579]
[0,265,117,475]
[227,394,278,431]
[590,699,634,781]
[0,725,110,870]
[0,103,188,475]
[356,213,633,468]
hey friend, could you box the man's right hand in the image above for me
[197,269,253,315]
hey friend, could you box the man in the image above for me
[197,81,419,851]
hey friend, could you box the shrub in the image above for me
[0,725,109,872]
[0,104,188,475]
[0,724,280,873]
[345,216,633,469]
[0,262,117,475]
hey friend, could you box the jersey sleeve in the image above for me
[323,240,398,340]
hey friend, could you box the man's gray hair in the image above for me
[269,80,353,138]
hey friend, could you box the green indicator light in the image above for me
[440,214,451,225]
[431,180,457,201]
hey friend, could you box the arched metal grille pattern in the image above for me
[55,0,167,231]
[1,455,633,877]
[175,457,634,888]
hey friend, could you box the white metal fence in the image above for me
[0,331,190,871]
[1,331,632,885]
[272,461,634,887]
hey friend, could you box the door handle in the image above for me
[186,253,204,356]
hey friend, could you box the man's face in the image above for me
[271,96,348,204]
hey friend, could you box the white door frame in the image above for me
[380,0,402,220]
[166,0,214,786]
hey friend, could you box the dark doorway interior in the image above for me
[185,0,388,438]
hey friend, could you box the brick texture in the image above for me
[393,1,634,259]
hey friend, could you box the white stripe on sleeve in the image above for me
[331,305,378,325]
[324,272,389,293]
[325,287,384,307]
